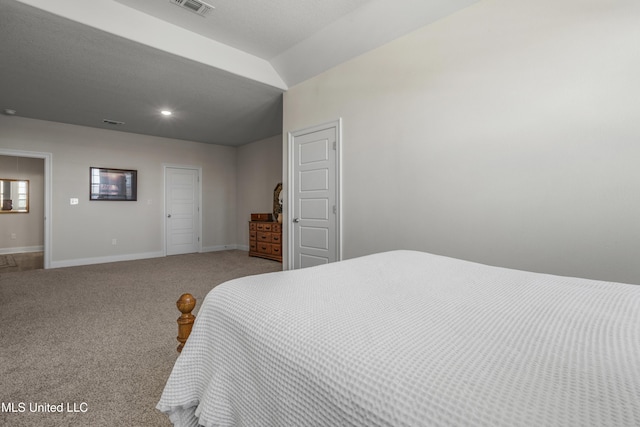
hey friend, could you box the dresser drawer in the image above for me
[271,233,281,244]
[249,241,257,252]
[256,223,272,232]
[249,222,257,231]
[272,224,281,233]
[257,232,272,242]
[271,244,281,257]
[249,230,257,241]
[257,243,272,254]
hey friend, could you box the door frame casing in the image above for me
[286,119,342,270]
[0,148,52,269]
[163,164,202,256]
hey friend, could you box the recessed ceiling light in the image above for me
[161,110,173,116]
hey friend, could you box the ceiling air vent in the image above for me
[103,119,125,126]
[169,0,214,17]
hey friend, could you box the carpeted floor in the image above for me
[0,251,281,426]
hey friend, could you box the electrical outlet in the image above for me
[10,233,16,240]
[111,238,117,245]
[70,198,79,205]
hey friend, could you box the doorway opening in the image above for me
[0,149,52,269]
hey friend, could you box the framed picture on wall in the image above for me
[90,167,137,201]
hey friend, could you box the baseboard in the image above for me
[202,244,248,252]
[50,251,164,269]
[50,245,249,268]
[0,245,44,255]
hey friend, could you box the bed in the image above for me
[157,250,640,426]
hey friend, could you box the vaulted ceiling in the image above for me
[0,0,477,146]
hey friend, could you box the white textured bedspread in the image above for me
[157,250,640,426]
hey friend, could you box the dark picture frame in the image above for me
[90,167,137,201]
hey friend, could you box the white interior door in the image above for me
[165,166,200,256]
[290,121,340,269]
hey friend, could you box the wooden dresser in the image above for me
[249,221,282,262]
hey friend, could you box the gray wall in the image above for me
[236,135,283,250]
[0,155,44,252]
[0,116,240,266]
[283,0,640,284]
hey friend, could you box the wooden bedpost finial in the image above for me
[176,293,196,353]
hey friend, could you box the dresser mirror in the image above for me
[273,182,283,218]
[0,179,29,213]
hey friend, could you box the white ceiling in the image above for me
[0,0,478,146]
[114,0,372,61]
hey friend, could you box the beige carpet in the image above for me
[0,251,281,426]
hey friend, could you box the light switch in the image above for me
[70,198,79,205]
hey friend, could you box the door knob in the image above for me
[293,217,300,223]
